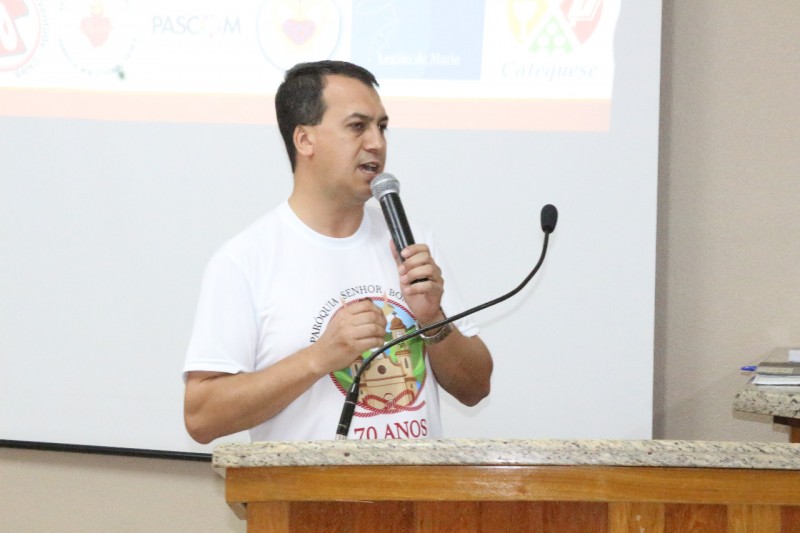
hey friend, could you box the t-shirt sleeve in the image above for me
[182,249,259,380]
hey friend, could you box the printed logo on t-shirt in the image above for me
[308,284,429,420]
[334,295,427,417]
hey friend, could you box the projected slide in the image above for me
[1,0,619,130]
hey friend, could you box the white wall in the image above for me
[654,0,800,441]
[1,447,244,533]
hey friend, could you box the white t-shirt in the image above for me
[183,201,478,442]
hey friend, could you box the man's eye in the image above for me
[350,122,364,130]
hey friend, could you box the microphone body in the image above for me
[370,173,415,258]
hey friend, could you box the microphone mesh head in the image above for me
[540,204,558,234]
[370,173,399,200]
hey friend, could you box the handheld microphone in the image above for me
[335,203,559,439]
[370,173,414,258]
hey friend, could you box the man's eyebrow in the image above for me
[346,112,390,123]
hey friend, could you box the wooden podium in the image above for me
[214,439,800,533]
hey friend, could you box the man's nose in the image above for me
[364,125,386,152]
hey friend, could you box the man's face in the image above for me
[307,74,388,205]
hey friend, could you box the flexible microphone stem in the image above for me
[335,216,555,439]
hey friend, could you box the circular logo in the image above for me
[0,0,43,72]
[257,0,341,70]
[56,0,136,75]
[331,297,428,415]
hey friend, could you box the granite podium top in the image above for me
[733,385,800,419]
[212,438,800,472]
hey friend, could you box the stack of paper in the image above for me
[749,347,800,386]
[752,374,800,386]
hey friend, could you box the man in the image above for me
[183,61,492,443]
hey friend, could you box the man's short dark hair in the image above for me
[275,60,379,171]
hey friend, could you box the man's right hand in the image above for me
[310,298,387,375]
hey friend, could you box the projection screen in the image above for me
[0,0,661,456]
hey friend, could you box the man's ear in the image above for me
[294,125,314,158]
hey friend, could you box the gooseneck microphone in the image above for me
[335,202,559,439]
[541,203,558,234]
[370,173,415,258]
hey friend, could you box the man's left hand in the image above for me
[394,242,445,326]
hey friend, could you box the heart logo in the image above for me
[282,19,316,45]
[81,14,112,47]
